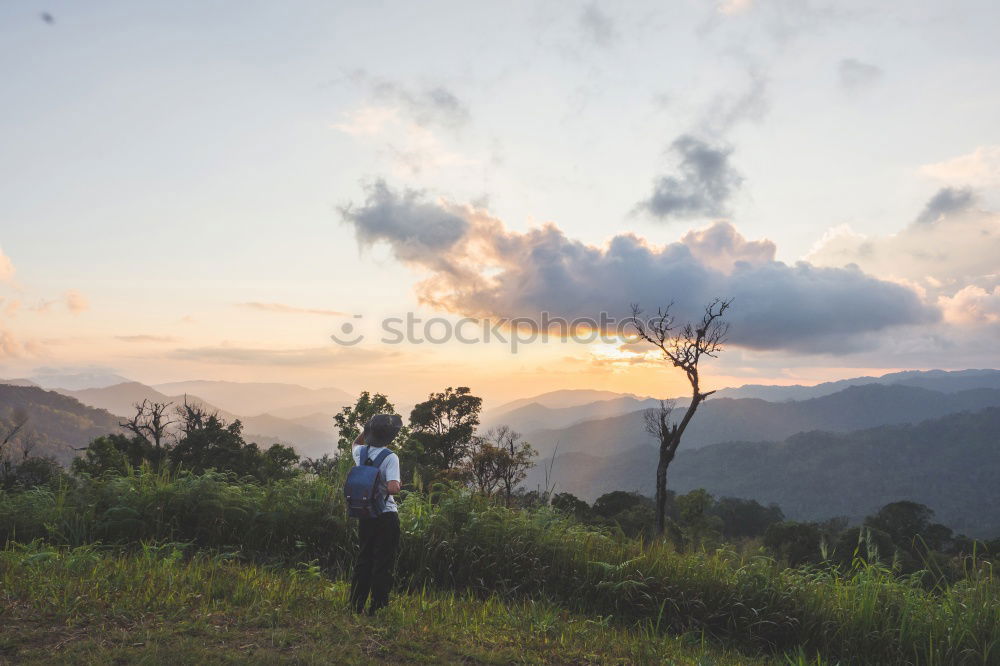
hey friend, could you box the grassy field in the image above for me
[2,470,998,664]
[0,543,780,665]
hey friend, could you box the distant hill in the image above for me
[523,384,1000,459]
[60,382,230,421]
[152,380,352,417]
[61,382,335,459]
[526,407,1000,537]
[483,396,662,433]
[29,371,133,391]
[488,389,653,417]
[0,378,40,388]
[0,385,122,464]
[488,370,1000,434]
[715,369,1000,402]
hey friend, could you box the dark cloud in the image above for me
[914,187,977,225]
[342,182,939,354]
[352,72,470,130]
[579,3,617,47]
[701,70,770,135]
[637,135,743,220]
[838,58,883,92]
[340,180,470,272]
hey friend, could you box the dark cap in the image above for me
[363,413,403,447]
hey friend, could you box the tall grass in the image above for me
[0,467,354,570]
[1,468,997,664]
[0,542,764,665]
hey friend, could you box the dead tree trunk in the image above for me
[632,298,732,535]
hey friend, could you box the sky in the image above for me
[1,0,999,406]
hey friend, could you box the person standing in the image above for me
[348,413,402,615]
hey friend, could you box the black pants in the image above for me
[350,511,400,613]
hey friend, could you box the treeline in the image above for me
[1,387,537,505]
[3,386,999,577]
[549,487,1000,579]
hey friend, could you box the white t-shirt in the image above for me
[352,445,401,513]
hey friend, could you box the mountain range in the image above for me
[0,385,122,464]
[525,407,1000,537]
[519,384,1000,459]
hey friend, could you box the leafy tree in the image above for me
[865,501,953,555]
[592,491,656,538]
[71,434,156,477]
[630,298,732,535]
[834,526,897,567]
[408,386,482,474]
[333,391,397,452]
[168,404,298,482]
[709,497,785,539]
[4,456,64,489]
[764,521,823,567]
[551,492,592,521]
[675,488,724,547]
[593,491,647,519]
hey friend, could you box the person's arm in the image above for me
[352,430,365,447]
[385,454,401,495]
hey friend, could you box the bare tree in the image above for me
[0,408,30,481]
[1,408,29,449]
[466,435,505,496]
[630,297,732,535]
[19,430,39,461]
[490,425,537,507]
[120,399,175,450]
[463,425,537,505]
[176,398,213,436]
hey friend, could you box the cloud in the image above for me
[637,135,743,220]
[921,146,1000,189]
[579,4,617,47]
[351,73,470,131]
[838,58,882,93]
[342,181,938,354]
[0,246,14,284]
[331,106,399,137]
[809,189,1000,293]
[237,302,347,317]
[717,0,753,15]
[0,328,21,358]
[168,344,393,367]
[939,285,1000,325]
[704,72,770,136]
[115,335,180,343]
[0,327,44,359]
[64,290,88,314]
[342,179,470,272]
[914,187,976,225]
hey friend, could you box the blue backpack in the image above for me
[344,445,393,519]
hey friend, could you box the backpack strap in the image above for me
[370,448,392,469]
[359,444,370,467]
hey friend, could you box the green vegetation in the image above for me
[0,543,763,665]
[1,467,998,664]
[2,386,999,664]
